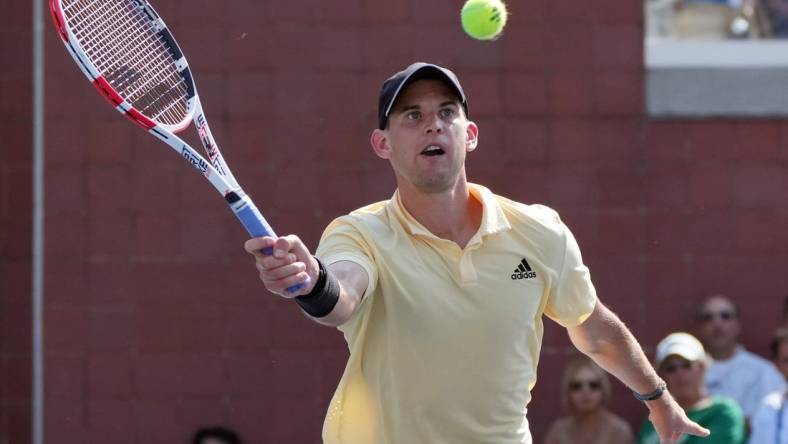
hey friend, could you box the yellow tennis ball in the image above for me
[461,0,508,41]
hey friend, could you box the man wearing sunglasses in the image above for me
[697,295,786,422]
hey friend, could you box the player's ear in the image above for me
[465,121,479,152]
[371,129,392,159]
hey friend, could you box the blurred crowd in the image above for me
[647,0,788,39]
[542,295,788,444]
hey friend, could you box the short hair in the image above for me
[697,294,739,319]
[559,356,612,413]
[192,426,242,444]
[770,327,788,358]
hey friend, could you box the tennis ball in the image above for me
[461,0,508,41]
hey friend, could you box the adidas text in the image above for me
[511,271,536,280]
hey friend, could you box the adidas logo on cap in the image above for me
[511,258,536,280]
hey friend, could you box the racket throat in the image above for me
[226,191,277,239]
[225,190,244,205]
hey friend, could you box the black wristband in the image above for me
[632,379,667,402]
[294,257,340,318]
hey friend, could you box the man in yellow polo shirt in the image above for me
[244,62,710,444]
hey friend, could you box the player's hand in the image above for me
[244,235,319,298]
[646,392,710,443]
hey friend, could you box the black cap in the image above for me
[377,62,469,130]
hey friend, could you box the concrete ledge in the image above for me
[647,68,788,117]
[645,38,788,117]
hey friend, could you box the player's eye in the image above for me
[439,108,456,119]
[406,111,421,120]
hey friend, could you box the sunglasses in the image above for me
[662,361,694,374]
[699,310,735,323]
[569,380,602,392]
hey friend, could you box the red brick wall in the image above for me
[1,0,33,440]
[10,0,784,442]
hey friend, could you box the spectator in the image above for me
[636,332,746,444]
[697,295,786,421]
[747,327,788,444]
[192,426,242,444]
[646,0,772,39]
[672,0,743,39]
[543,356,633,444]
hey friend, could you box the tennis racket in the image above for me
[50,0,307,292]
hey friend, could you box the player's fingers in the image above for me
[264,271,310,298]
[244,236,275,256]
[272,236,297,259]
[257,252,297,270]
[684,423,710,437]
[257,261,306,280]
[285,239,319,287]
[286,235,313,262]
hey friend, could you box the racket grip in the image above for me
[229,193,309,294]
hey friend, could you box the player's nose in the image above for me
[425,115,444,133]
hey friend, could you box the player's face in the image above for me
[373,79,478,194]
[568,366,604,414]
[660,356,705,406]
[697,297,740,356]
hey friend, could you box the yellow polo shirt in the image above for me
[315,183,597,444]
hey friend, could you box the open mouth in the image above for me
[421,145,445,157]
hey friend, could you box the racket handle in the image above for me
[228,192,308,293]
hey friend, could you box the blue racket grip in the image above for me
[229,192,308,293]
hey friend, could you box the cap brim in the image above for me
[378,63,468,129]
[383,66,465,117]
[656,347,705,368]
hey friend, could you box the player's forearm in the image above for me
[567,302,662,395]
[301,260,368,328]
[567,306,700,438]
[307,284,361,327]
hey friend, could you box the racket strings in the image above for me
[62,0,189,126]
[79,4,149,70]
[71,0,185,112]
[79,4,153,79]
[73,1,151,73]
[82,1,186,117]
[70,0,183,111]
[87,7,169,89]
[67,0,101,23]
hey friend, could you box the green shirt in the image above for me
[636,396,745,444]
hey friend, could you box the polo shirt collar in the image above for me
[388,183,511,240]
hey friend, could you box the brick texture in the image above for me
[0,1,780,443]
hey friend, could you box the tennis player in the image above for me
[244,62,710,444]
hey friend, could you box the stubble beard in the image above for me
[412,161,465,194]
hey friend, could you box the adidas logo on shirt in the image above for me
[511,258,537,280]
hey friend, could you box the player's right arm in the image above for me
[244,235,369,327]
